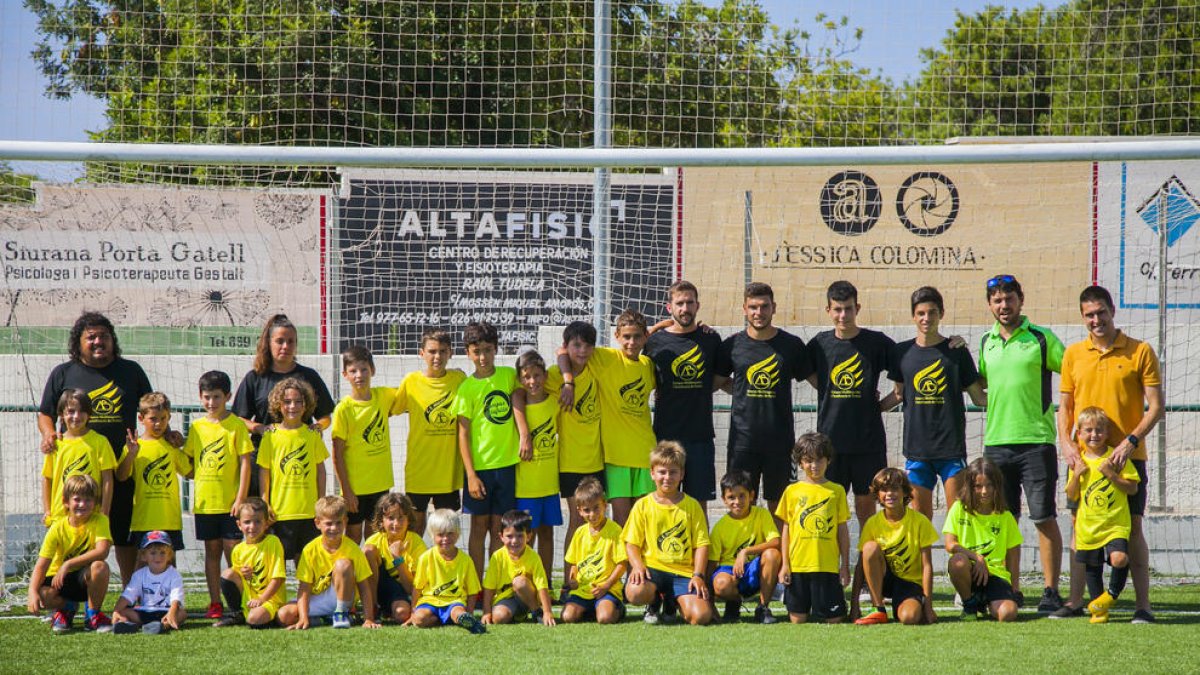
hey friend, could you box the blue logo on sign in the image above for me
[1137,176,1200,247]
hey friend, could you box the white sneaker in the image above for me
[331,611,351,629]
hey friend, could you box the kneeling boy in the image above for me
[710,469,782,624]
[562,477,628,624]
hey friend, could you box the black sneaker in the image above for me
[642,605,660,625]
[1037,587,1064,614]
[213,615,243,628]
[1012,590,1026,609]
[112,621,140,635]
[1131,609,1157,624]
[1048,604,1084,619]
[753,604,777,625]
[660,596,679,624]
[722,600,742,624]
[456,612,487,635]
[961,591,986,615]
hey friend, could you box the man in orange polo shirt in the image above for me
[1055,285,1163,623]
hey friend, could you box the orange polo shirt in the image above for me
[1060,331,1161,461]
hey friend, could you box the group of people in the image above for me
[27,274,1164,633]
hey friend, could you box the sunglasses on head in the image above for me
[986,274,1016,289]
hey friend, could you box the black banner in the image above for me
[337,171,675,353]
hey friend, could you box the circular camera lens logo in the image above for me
[820,170,882,236]
[896,171,959,237]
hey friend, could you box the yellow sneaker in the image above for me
[1087,591,1114,616]
[1089,608,1110,624]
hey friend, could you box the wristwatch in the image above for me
[1127,434,1140,448]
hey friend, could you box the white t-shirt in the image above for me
[121,566,185,611]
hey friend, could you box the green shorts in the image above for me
[604,464,654,499]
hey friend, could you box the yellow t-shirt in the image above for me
[39,512,111,576]
[129,437,192,532]
[709,505,781,566]
[331,387,398,495]
[230,534,288,613]
[591,348,656,469]
[412,548,481,608]
[42,431,117,524]
[565,518,627,600]
[296,536,372,597]
[363,529,427,582]
[546,365,604,474]
[1069,447,1140,551]
[256,426,329,521]
[182,415,253,515]
[774,480,850,574]
[516,396,560,498]
[483,545,551,602]
[858,507,938,585]
[622,493,710,577]
[394,370,467,494]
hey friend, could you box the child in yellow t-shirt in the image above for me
[623,441,712,626]
[775,432,850,625]
[257,377,330,561]
[1066,407,1138,624]
[278,496,377,630]
[332,344,398,543]
[362,492,427,624]
[117,393,193,556]
[562,477,628,624]
[183,370,253,621]
[27,474,114,634]
[852,467,938,626]
[392,328,466,536]
[482,510,556,626]
[41,389,116,525]
[513,350,562,585]
[710,470,782,624]
[408,509,486,634]
[215,497,291,628]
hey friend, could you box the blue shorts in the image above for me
[713,557,762,597]
[516,495,563,529]
[462,465,517,516]
[647,568,697,600]
[415,602,464,626]
[565,592,625,619]
[904,458,967,490]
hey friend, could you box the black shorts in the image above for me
[1076,538,1129,567]
[973,575,1016,604]
[494,596,531,619]
[128,530,185,551]
[678,438,717,502]
[272,518,319,560]
[348,490,388,526]
[409,491,462,512]
[882,572,925,618]
[983,444,1058,522]
[42,567,89,602]
[135,609,169,624]
[110,477,135,547]
[462,465,517,516]
[559,471,606,501]
[194,513,241,541]
[784,572,846,619]
[826,452,888,497]
[727,448,795,502]
[1129,459,1147,517]
[377,571,411,609]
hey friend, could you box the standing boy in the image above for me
[183,370,253,620]
[118,393,193,556]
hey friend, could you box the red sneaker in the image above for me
[85,611,113,633]
[854,610,889,626]
[205,601,225,619]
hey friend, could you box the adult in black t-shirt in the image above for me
[38,312,156,583]
[883,287,986,521]
[806,281,896,527]
[715,282,812,511]
[233,314,335,494]
[645,280,725,506]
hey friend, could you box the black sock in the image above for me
[1109,564,1129,599]
[874,605,886,614]
[1085,564,1104,600]
[220,578,242,613]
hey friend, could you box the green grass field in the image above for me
[2,585,1197,674]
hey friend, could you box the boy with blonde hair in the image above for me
[408,509,486,633]
[623,441,712,626]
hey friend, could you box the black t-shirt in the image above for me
[889,339,981,461]
[716,329,812,454]
[232,364,336,447]
[39,358,153,462]
[809,328,896,457]
[646,328,722,441]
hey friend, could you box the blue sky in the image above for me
[0,1,1046,151]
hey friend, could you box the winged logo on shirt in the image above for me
[913,359,947,401]
[143,453,174,488]
[280,444,310,477]
[362,411,385,445]
[657,519,689,557]
[424,390,456,428]
[830,353,865,396]
[199,438,227,473]
[671,346,706,385]
[798,497,834,535]
[747,355,781,395]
